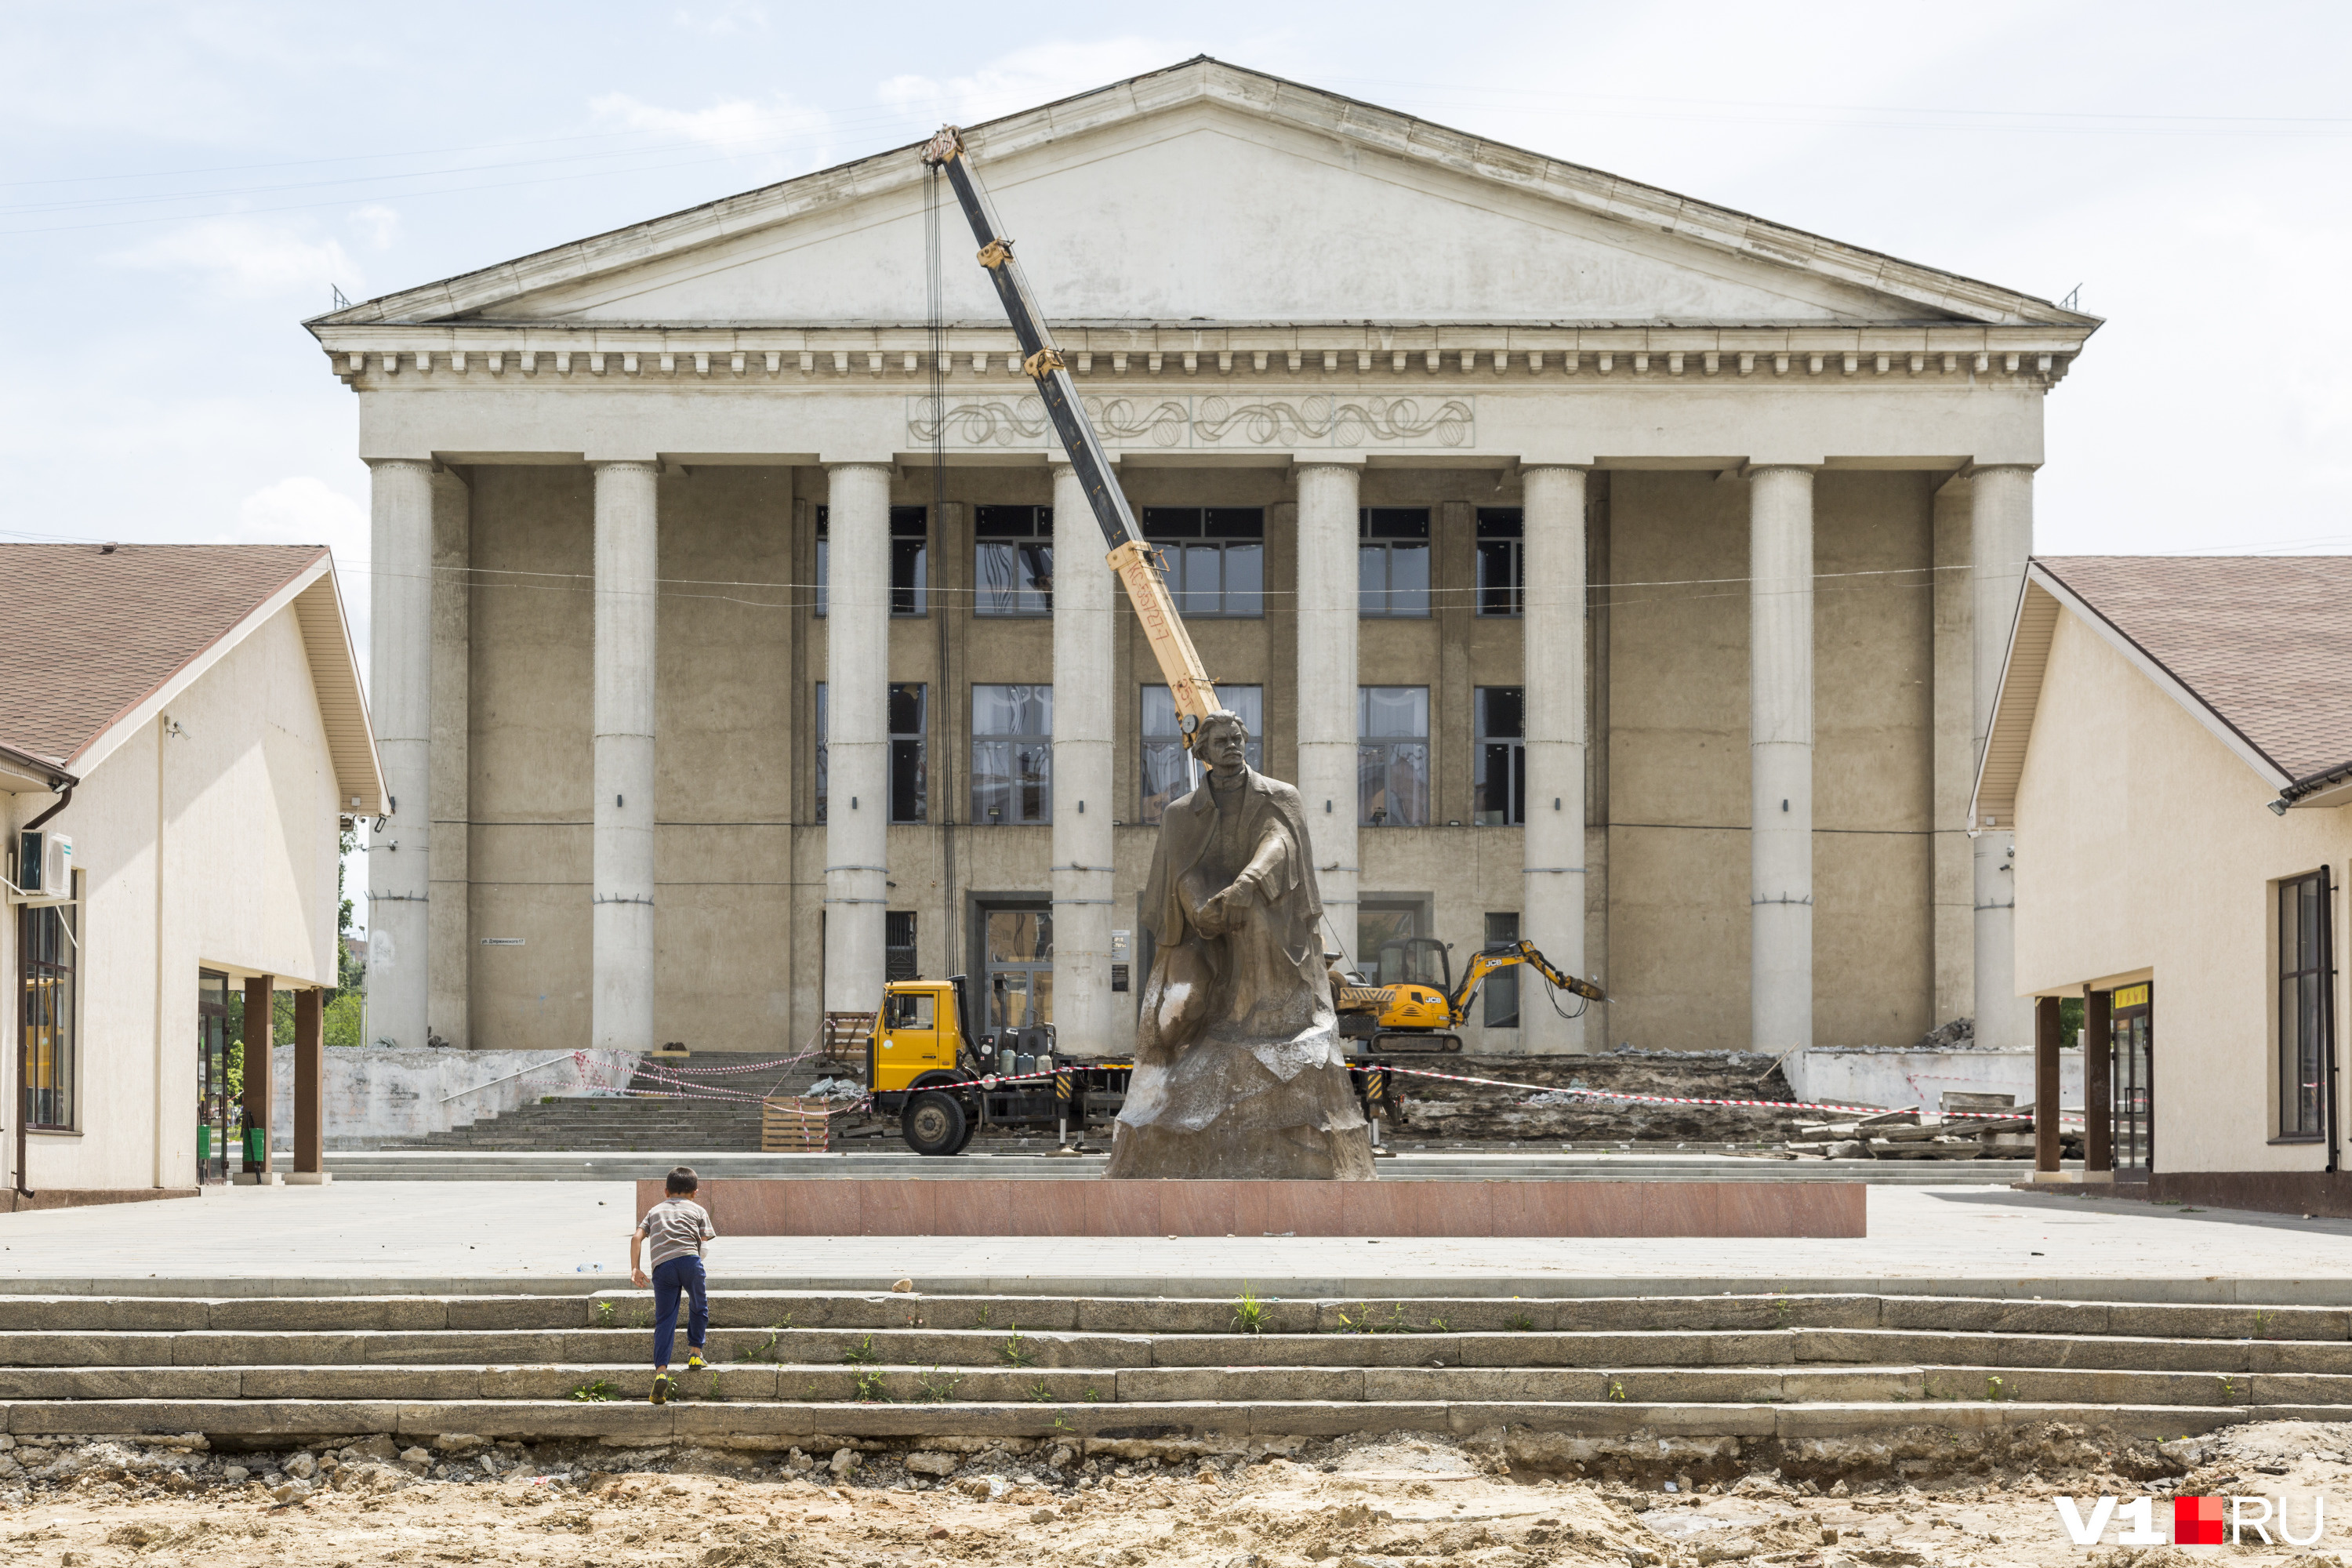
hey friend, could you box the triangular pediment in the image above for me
[317,60,2090,333]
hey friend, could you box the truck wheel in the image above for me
[950,1117,978,1155]
[902,1091,967,1156]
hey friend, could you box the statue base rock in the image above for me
[1103,1023,1375,1181]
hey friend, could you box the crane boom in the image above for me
[920,125,1219,745]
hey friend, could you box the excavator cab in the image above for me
[1376,936,1452,993]
[1370,937,1456,1038]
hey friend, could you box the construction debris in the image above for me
[1780,1105,2084,1161]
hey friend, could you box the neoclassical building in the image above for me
[311,59,2094,1061]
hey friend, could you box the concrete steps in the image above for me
[380,1095,773,1154]
[0,1287,2345,1443]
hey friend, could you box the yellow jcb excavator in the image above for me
[1334,938,1604,1054]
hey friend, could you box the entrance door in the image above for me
[196,971,233,1184]
[2113,982,2153,1175]
[982,906,1052,1033]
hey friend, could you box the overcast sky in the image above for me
[5,2,2344,921]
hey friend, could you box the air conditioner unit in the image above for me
[16,830,73,900]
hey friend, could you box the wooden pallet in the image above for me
[760,1097,834,1152]
[818,1010,874,1063]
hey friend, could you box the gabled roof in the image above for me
[308,56,2096,334]
[1973,555,2352,821]
[0,544,383,814]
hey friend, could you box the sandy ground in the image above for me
[9,1421,2352,1567]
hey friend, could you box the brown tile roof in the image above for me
[0,543,328,768]
[2036,554,2352,786]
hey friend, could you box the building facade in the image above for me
[310,60,2095,1061]
[1979,557,2352,1211]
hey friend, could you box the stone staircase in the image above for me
[379,1095,771,1152]
[3,1287,2348,1446]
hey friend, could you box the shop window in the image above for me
[973,684,1052,824]
[1140,684,1262,824]
[17,895,77,1130]
[1359,686,1429,826]
[1359,508,1431,616]
[975,506,1053,616]
[1476,507,1523,616]
[2280,869,2332,1140]
[815,505,929,616]
[1140,508,1264,617]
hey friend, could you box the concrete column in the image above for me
[1972,465,2035,1049]
[289,987,328,1184]
[1929,479,1976,1025]
[365,458,433,1050]
[1051,463,1114,1057]
[823,463,892,1014]
[238,975,275,1183]
[1294,463,1361,960]
[1521,466,1588,1054]
[427,469,472,1047]
[592,461,659,1052]
[1749,466,1814,1053]
[2033,993,2063,1174]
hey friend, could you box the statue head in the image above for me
[1196,709,1250,779]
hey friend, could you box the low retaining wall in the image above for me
[270,1046,645,1149]
[649,1178,1865,1238]
[1784,1047,2082,1113]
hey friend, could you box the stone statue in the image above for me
[1104,708,1376,1180]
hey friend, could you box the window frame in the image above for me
[2278,868,2333,1142]
[815,681,929,824]
[1473,685,1526,827]
[1359,507,1432,619]
[17,881,79,1132]
[1358,685,1431,828]
[1483,911,1521,1029]
[974,505,1054,618]
[885,911,919,983]
[1475,507,1523,617]
[971,683,1054,826]
[1139,507,1265,619]
[815,504,930,618]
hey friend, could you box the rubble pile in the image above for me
[1781,1105,2084,1162]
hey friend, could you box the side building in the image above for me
[311,58,2095,1062]
[1,545,381,1203]
[1978,556,2352,1214]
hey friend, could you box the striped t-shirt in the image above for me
[639,1197,715,1268]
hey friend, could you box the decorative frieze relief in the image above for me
[906,393,1475,449]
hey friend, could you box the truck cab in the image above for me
[869,978,971,1095]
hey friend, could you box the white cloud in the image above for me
[590,90,829,158]
[347,205,401,251]
[109,218,361,303]
[879,38,1197,129]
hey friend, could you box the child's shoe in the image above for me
[686,1348,707,1370]
[649,1373,672,1405]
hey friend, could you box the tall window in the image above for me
[1476,507,1523,616]
[18,898,77,1129]
[886,911,918,982]
[973,684,1052,824]
[2280,869,2332,1139]
[975,505,1053,616]
[815,682,927,823]
[1359,686,1430,826]
[1474,687,1526,826]
[1140,508,1264,616]
[815,505,929,616]
[1141,684,1263,824]
[1483,911,1521,1029]
[1359,507,1431,617]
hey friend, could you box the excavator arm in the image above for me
[920,126,1219,746]
[1446,941,1605,1025]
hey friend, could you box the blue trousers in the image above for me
[651,1256,707,1367]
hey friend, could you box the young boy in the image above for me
[630,1166,716,1404]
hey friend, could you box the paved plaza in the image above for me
[4,1181,2352,1299]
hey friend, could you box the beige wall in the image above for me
[4,604,344,1191]
[2014,609,2352,1174]
[445,459,1955,1059]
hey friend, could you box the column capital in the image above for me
[821,457,896,474]
[365,456,438,473]
[1289,455,1370,474]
